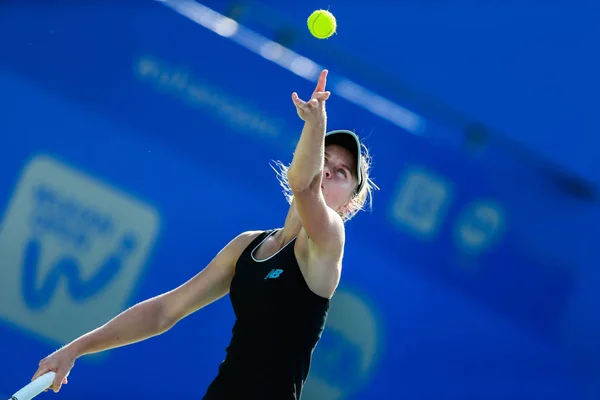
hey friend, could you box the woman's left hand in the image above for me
[291,69,331,126]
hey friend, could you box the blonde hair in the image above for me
[271,143,379,222]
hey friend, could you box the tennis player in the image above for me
[31,69,376,399]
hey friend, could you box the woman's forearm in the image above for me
[287,121,326,191]
[67,296,171,358]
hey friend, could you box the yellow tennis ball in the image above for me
[307,10,337,39]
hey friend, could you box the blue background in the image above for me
[0,1,598,399]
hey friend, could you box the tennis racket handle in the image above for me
[10,371,56,400]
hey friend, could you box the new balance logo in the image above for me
[264,269,283,279]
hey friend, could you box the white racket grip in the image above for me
[10,371,56,400]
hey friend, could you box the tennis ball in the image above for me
[307,10,337,39]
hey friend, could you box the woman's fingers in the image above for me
[31,366,50,382]
[293,93,319,110]
[50,368,70,393]
[292,92,307,108]
[314,69,328,93]
[292,88,330,121]
[313,91,330,102]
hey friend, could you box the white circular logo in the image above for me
[454,200,505,254]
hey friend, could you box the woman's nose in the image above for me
[323,166,331,178]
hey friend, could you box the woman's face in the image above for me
[321,144,358,213]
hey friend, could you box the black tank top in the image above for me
[202,229,330,400]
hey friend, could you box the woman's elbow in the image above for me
[152,295,179,333]
[288,170,320,194]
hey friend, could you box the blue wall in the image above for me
[0,2,597,399]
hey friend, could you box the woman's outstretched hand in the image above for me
[291,69,331,126]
